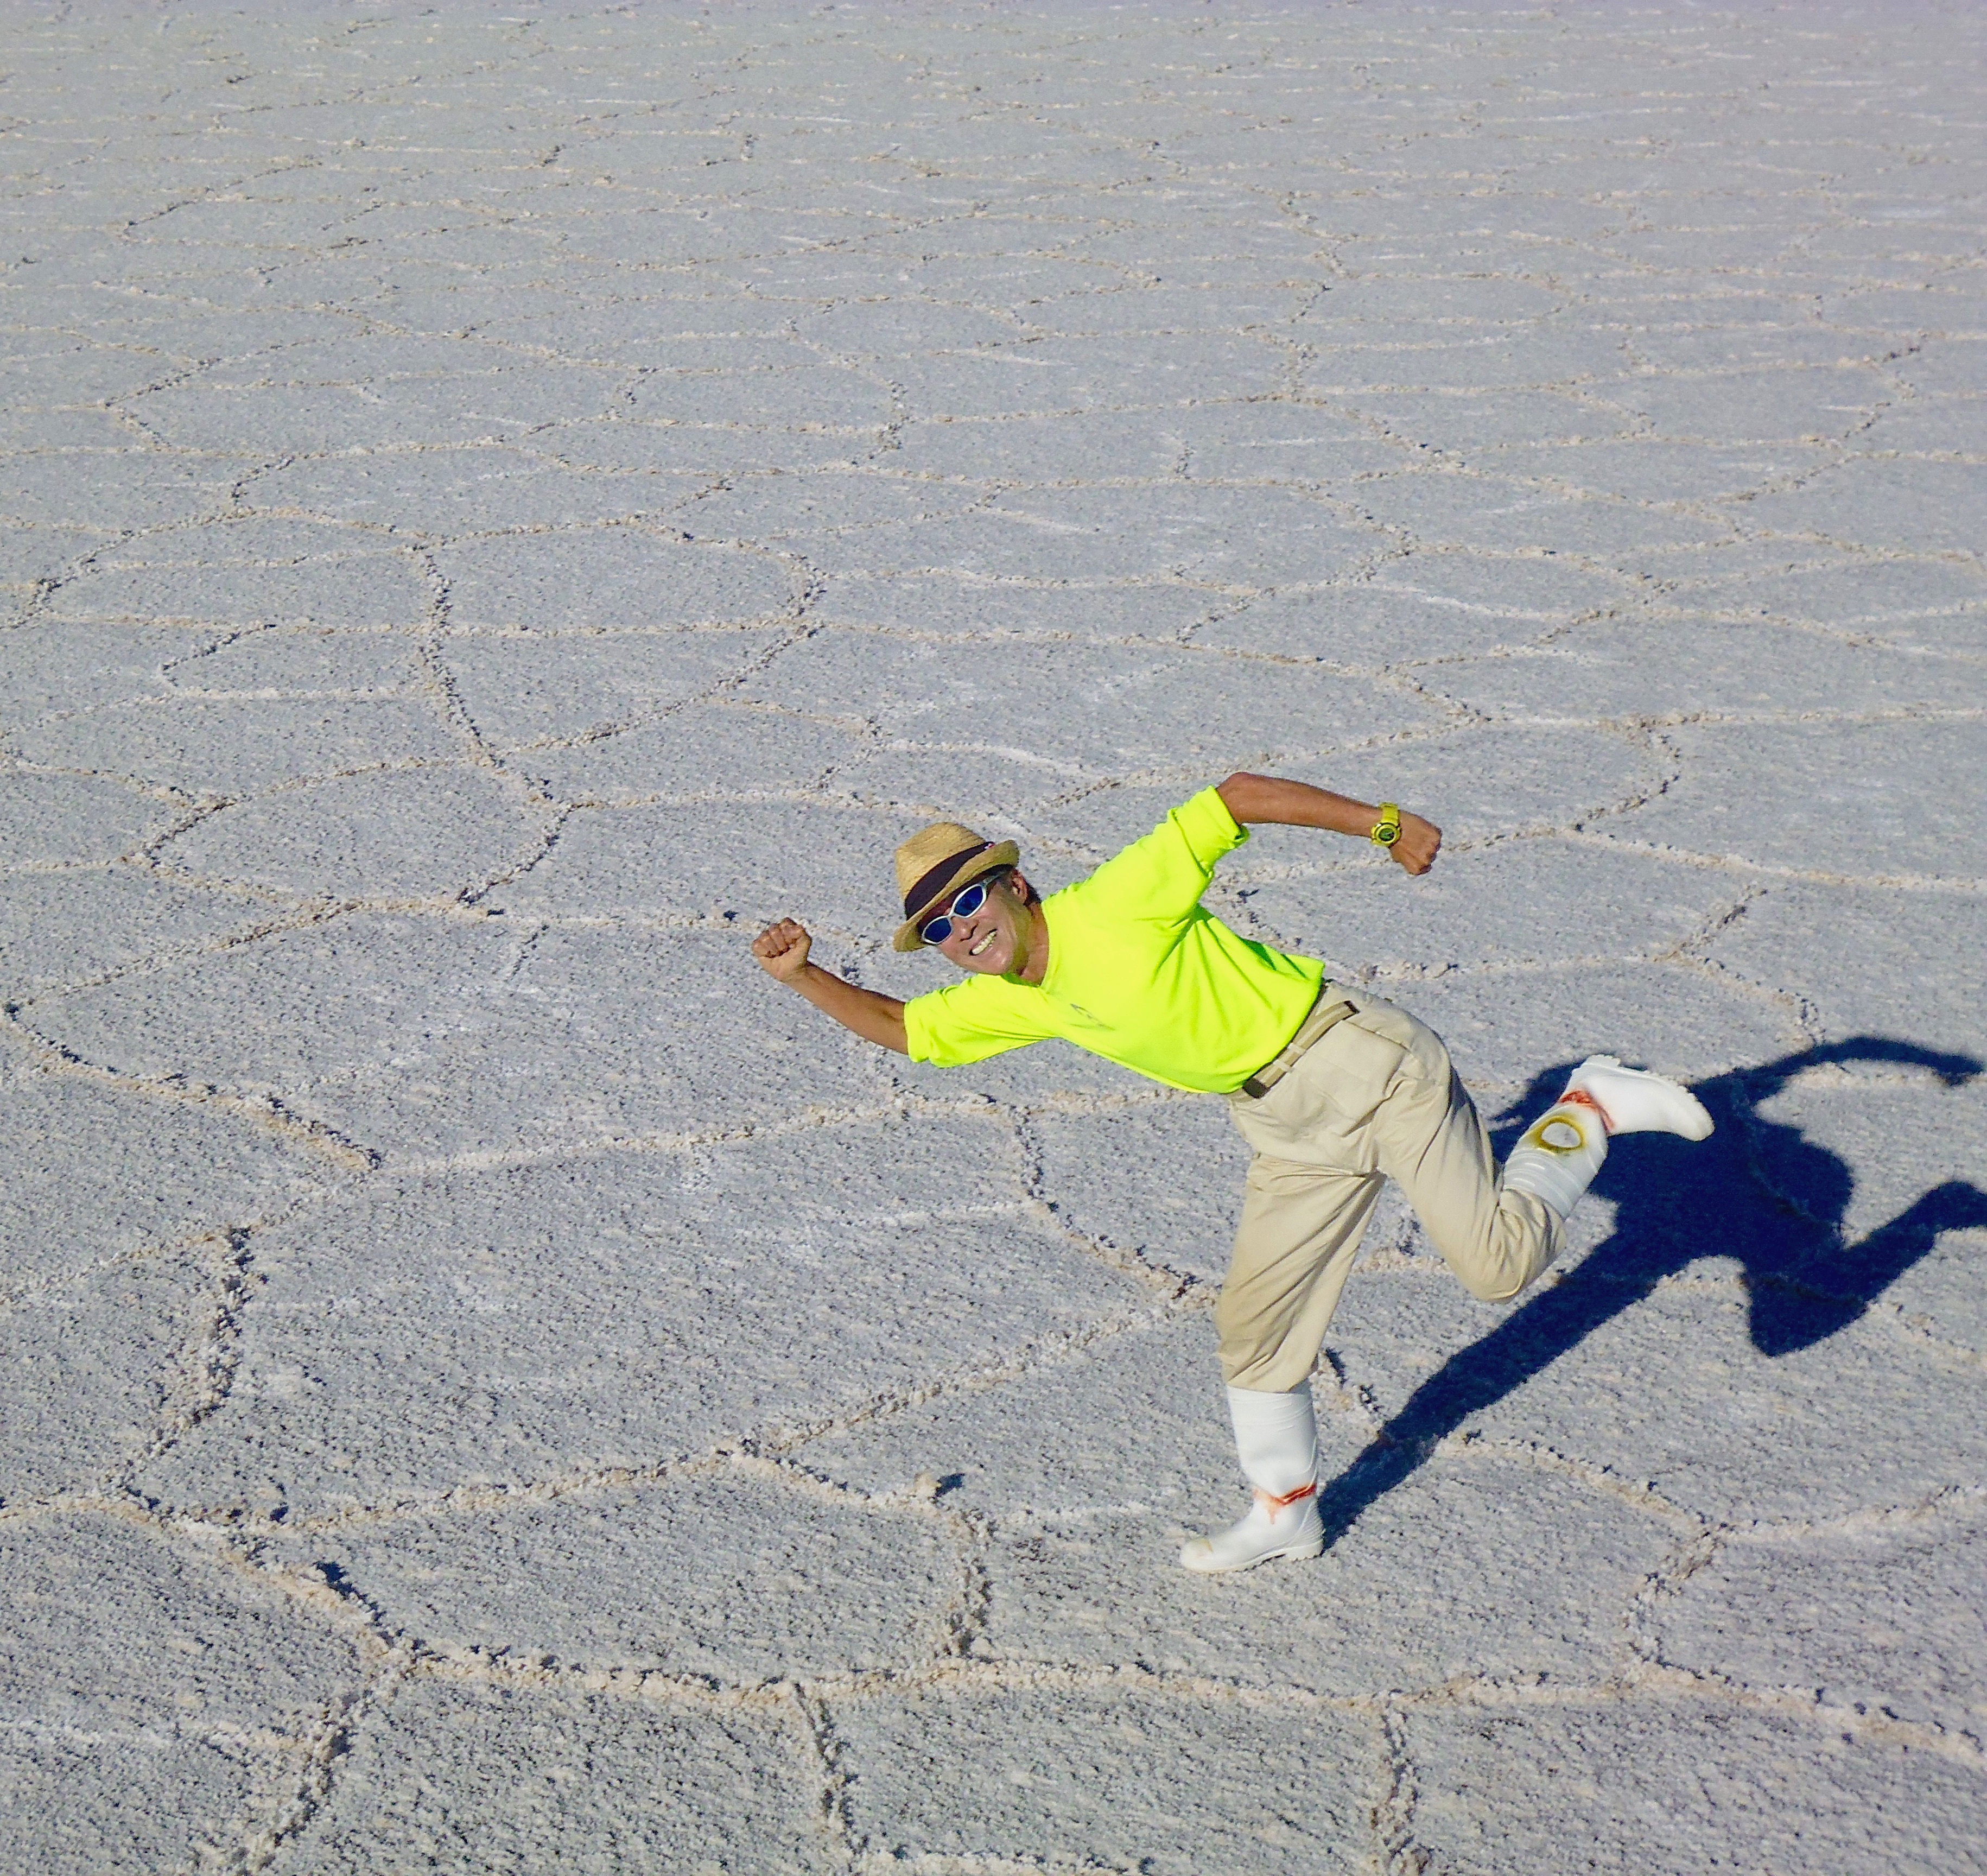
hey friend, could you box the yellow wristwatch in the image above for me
[1369,802,1401,848]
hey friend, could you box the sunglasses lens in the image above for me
[920,915,953,945]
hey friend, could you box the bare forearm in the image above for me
[790,962,909,1055]
[1216,771,1442,874]
[1217,772,1379,835]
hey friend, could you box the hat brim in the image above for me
[892,840,1021,951]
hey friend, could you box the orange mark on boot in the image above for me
[1255,1481,1318,1516]
[1560,1086,1613,1134]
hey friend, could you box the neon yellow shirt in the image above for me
[902,788,1324,1093]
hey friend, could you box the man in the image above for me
[751,775,1712,1573]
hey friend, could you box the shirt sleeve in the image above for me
[903,975,1056,1067]
[1070,786,1249,924]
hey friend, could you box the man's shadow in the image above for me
[1315,1036,1987,1544]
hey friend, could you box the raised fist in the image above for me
[752,917,813,983]
[1389,811,1442,876]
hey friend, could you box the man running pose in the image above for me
[751,776,1712,1573]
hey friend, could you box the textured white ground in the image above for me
[3,4,1985,1871]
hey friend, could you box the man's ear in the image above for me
[1006,867,1032,904]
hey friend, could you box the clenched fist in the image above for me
[1389,810,1442,877]
[752,917,812,983]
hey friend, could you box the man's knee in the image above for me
[1442,1210,1561,1305]
[1456,1265,1527,1305]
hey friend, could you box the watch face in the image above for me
[1373,821,1400,845]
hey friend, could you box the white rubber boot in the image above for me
[1501,1055,1713,1221]
[1179,1385,1324,1574]
[1501,1094,1608,1220]
[1565,1054,1715,1140]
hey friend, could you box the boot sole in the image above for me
[1178,1533,1325,1575]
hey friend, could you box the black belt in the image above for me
[1239,987,1355,1099]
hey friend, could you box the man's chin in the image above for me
[958,937,1011,975]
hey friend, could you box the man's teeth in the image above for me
[968,930,997,957]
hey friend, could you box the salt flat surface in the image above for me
[2,4,1984,1870]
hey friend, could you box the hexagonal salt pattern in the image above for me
[271,1681,824,1876]
[0,1514,363,1876]
[836,1682,1375,1874]
[281,1468,963,1687]
[5,5,1985,1872]
[1398,1702,1987,1875]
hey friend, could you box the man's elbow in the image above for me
[1216,771,1272,822]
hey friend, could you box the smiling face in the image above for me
[930,867,1045,981]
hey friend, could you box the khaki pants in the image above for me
[1217,985,1561,1392]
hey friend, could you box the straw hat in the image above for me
[891,820,1020,952]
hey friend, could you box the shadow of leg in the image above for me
[1311,1041,1984,1548]
[1315,1261,1646,1545]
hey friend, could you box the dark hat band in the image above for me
[903,841,991,920]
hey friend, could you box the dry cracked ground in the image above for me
[3,4,1986,1872]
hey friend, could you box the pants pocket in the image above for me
[1307,1017,1410,1133]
